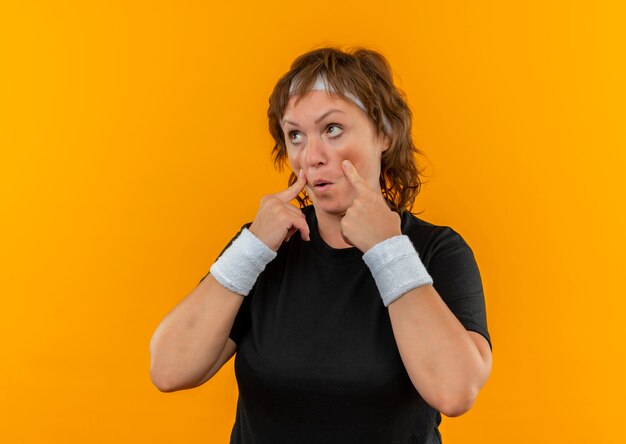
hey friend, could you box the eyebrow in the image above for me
[282,109,345,127]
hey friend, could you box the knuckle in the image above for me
[278,211,292,224]
[261,195,279,206]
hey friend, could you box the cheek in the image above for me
[336,144,367,168]
[334,141,359,161]
[340,146,381,180]
[286,149,299,171]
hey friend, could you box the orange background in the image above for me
[1,1,625,443]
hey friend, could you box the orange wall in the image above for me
[1,1,624,442]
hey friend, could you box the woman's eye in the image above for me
[288,131,302,144]
[326,124,343,138]
[288,125,342,145]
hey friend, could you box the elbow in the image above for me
[150,359,206,393]
[149,335,185,393]
[153,381,175,393]
[150,351,173,392]
[150,350,185,393]
[438,386,479,417]
[151,367,198,393]
[152,380,176,393]
[150,368,179,393]
[439,353,492,417]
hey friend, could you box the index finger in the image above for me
[275,169,307,202]
[341,160,370,191]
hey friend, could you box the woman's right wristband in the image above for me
[210,228,277,296]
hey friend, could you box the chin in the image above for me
[310,196,352,217]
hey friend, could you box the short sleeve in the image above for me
[427,237,492,351]
[196,222,254,346]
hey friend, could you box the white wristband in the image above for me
[362,235,433,307]
[210,228,277,296]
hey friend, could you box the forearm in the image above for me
[387,284,487,416]
[149,274,243,392]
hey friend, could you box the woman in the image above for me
[150,46,493,444]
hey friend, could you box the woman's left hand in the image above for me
[340,159,402,252]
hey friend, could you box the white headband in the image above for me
[289,74,392,134]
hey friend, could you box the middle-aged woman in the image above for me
[150,46,493,444]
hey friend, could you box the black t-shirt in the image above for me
[202,205,491,444]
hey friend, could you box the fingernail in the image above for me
[342,160,350,168]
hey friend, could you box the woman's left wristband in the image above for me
[362,235,433,307]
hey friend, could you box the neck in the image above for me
[315,209,354,249]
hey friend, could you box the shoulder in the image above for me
[400,211,469,255]
[399,211,481,275]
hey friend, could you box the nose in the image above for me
[304,137,326,167]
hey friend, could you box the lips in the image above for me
[312,178,333,187]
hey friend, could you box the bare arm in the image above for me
[150,173,310,392]
[387,284,492,417]
[194,338,238,388]
[149,274,243,392]
[338,161,492,417]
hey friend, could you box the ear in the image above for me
[379,132,391,153]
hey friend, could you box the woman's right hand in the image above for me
[248,169,310,251]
